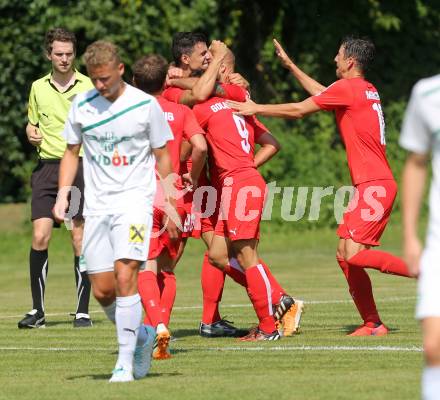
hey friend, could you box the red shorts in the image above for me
[337,179,397,246]
[214,174,266,241]
[148,206,185,260]
[181,184,219,239]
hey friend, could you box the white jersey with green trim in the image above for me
[400,74,440,247]
[63,83,173,216]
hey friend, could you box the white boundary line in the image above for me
[0,296,416,320]
[0,345,422,352]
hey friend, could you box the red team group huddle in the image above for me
[26,27,415,383]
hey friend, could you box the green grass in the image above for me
[0,204,422,400]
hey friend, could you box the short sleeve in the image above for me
[62,97,83,145]
[192,104,209,130]
[248,116,269,142]
[182,105,204,140]
[218,83,247,102]
[27,83,39,125]
[399,84,432,154]
[162,87,184,103]
[312,79,354,111]
[148,97,174,148]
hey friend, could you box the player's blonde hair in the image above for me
[83,40,121,67]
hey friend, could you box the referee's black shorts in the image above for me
[31,159,84,225]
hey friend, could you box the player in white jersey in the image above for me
[53,41,176,383]
[400,74,440,400]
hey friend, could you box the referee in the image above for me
[18,28,93,329]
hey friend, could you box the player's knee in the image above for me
[424,335,440,365]
[32,231,51,249]
[93,286,114,304]
[336,248,345,261]
[208,250,226,270]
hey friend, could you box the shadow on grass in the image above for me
[67,371,183,381]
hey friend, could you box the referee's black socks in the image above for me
[74,256,91,315]
[29,248,48,314]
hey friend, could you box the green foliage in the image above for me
[0,1,438,230]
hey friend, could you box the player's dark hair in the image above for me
[44,27,76,55]
[340,36,375,73]
[172,32,208,66]
[132,54,168,94]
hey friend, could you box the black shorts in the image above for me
[31,159,84,225]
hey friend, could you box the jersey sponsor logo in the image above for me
[88,131,132,152]
[210,101,230,113]
[129,224,146,244]
[229,228,237,236]
[91,148,136,167]
[163,111,175,121]
[365,90,380,101]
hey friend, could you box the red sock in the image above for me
[337,257,380,324]
[245,264,276,333]
[201,252,225,324]
[138,271,162,327]
[158,271,176,326]
[347,249,411,278]
[259,259,286,303]
[224,258,247,287]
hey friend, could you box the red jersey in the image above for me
[163,83,247,104]
[312,78,394,185]
[192,96,268,183]
[156,95,203,175]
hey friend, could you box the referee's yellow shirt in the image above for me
[27,70,93,159]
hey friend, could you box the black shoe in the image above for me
[273,295,295,321]
[73,314,93,328]
[18,309,45,329]
[199,319,247,338]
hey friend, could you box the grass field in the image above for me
[0,204,422,400]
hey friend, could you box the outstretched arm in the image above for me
[273,39,326,96]
[227,97,320,119]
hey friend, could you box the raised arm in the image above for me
[402,151,429,277]
[226,97,321,119]
[191,40,228,102]
[273,39,326,96]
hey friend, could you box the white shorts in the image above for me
[416,247,440,319]
[82,210,153,275]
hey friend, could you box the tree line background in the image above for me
[1,0,439,228]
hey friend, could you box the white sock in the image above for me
[102,302,116,324]
[115,294,142,372]
[422,366,440,400]
[156,322,168,334]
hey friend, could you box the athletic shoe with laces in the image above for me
[133,325,155,379]
[199,319,247,338]
[348,323,389,337]
[153,329,172,360]
[273,295,295,321]
[18,309,45,329]
[109,365,134,383]
[282,299,304,336]
[239,328,281,341]
[73,313,93,328]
